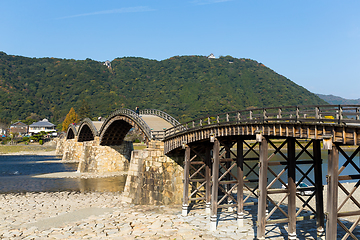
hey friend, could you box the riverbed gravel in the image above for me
[1,191,359,239]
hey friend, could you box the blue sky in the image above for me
[1,0,359,99]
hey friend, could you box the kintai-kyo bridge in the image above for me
[63,105,360,240]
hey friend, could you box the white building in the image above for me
[208,53,216,59]
[29,119,56,135]
[103,60,111,68]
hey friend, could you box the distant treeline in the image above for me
[0,52,326,128]
[317,94,360,105]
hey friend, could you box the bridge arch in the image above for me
[99,109,152,146]
[77,118,99,142]
[66,124,78,140]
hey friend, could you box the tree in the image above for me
[78,100,91,120]
[62,107,79,132]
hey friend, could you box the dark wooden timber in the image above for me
[326,145,339,240]
[257,137,268,239]
[211,139,220,230]
[205,145,211,212]
[182,145,190,216]
[313,140,325,237]
[287,137,297,239]
[237,138,244,226]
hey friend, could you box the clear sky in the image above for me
[1,0,359,99]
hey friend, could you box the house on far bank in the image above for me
[10,122,28,136]
[0,126,8,137]
[29,119,57,136]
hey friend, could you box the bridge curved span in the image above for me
[66,124,78,140]
[77,118,103,142]
[65,108,181,145]
[164,105,360,153]
[99,109,152,146]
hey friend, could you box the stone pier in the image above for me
[57,139,184,205]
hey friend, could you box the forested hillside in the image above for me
[0,52,326,126]
[317,94,360,105]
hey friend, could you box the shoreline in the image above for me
[0,150,58,156]
[0,143,57,156]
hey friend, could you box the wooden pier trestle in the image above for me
[182,137,332,239]
[166,105,360,239]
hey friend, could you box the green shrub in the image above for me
[22,137,29,142]
[39,140,43,145]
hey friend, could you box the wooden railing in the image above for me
[164,105,360,138]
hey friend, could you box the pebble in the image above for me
[0,192,359,239]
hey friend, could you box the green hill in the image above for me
[0,52,326,126]
[317,94,360,105]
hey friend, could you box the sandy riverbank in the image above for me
[0,192,257,240]
[0,144,57,156]
[1,190,360,239]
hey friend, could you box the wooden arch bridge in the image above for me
[65,105,360,240]
[65,108,180,144]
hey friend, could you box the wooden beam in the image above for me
[210,139,220,231]
[326,144,339,240]
[182,146,190,216]
[288,137,297,240]
[237,138,244,228]
[313,140,325,239]
[257,137,268,240]
[205,145,211,214]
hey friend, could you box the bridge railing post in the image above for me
[338,105,343,124]
[315,106,320,120]
[278,108,282,119]
[296,106,300,122]
[262,108,266,123]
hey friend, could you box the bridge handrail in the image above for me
[99,108,152,140]
[164,105,360,138]
[139,109,181,127]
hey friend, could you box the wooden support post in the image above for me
[288,138,297,240]
[210,139,220,231]
[313,140,325,240]
[225,143,232,210]
[326,144,339,240]
[237,138,244,228]
[205,145,211,214]
[182,145,190,216]
[257,137,268,240]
